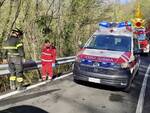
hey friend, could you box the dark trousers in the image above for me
[8,56,23,77]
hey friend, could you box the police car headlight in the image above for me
[121,62,129,69]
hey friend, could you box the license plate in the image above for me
[88,77,100,83]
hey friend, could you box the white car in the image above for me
[73,21,141,91]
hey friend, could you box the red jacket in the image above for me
[41,46,56,63]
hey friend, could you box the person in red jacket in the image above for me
[41,40,56,81]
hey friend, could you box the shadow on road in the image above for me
[74,80,122,92]
[0,105,48,113]
[0,88,61,107]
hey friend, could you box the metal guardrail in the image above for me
[0,56,76,76]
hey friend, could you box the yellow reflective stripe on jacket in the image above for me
[3,43,23,49]
[3,46,17,49]
[16,43,23,48]
[9,76,16,81]
[16,77,23,82]
[8,53,19,55]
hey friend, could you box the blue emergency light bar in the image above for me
[99,21,111,28]
[118,21,132,28]
[99,21,132,28]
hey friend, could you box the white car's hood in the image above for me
[82,49,124,58]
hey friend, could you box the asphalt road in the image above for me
[0,55,149,113]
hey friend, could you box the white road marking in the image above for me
[0,72,73,100]
[136,64,150,113]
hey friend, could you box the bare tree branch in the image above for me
[35,0,39,17]
[23,0,30,22]
[45,0,55,16]
[9,0,22,35]
[1,0,13,38]
[0,0,6,8]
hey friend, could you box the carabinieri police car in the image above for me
[73,21,141,91]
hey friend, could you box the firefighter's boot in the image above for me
[9,76,16,90]
[16,77,24,90]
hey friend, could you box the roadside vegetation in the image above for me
[0,0,149,92]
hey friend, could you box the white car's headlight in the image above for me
[113,64,121,68]
[121,62,129,69]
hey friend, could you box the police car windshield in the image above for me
[85,35,131,52]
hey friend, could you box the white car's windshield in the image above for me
[85,35,131,52]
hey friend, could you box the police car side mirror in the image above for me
[78,41,83,49]
[79,45,84,49]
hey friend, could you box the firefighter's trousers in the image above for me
[8,56,23,90]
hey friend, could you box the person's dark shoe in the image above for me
[17,86,26,91]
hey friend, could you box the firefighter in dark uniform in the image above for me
[2,29,25,90]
